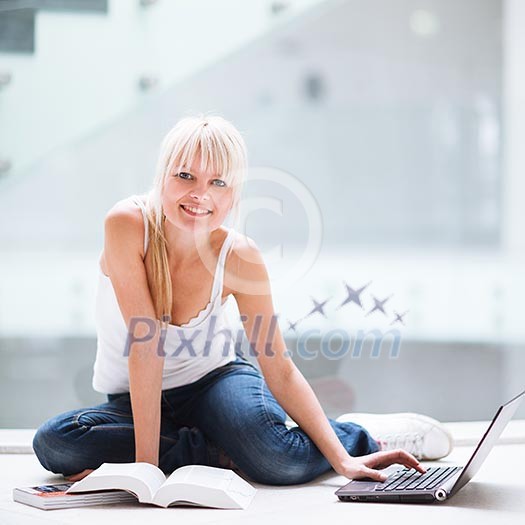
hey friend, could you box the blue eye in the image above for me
[176,172,225,187]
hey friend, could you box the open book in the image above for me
[65,462,256,509]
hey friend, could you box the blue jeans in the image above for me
[32,353,379,485]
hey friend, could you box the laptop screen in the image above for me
[450,390,525,496]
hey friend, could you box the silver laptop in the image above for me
[335,389,525,503]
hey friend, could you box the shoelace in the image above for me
[377,432,424,459]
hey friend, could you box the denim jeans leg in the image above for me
[32,401,136,476]
[32,395,220,477]
[186,363,379,485]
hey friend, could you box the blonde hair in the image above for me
[144,114,247,324]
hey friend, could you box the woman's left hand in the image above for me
[335,449,426,482]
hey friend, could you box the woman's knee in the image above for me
[32,410,85,475]
[334,420,379,456]
[232,430,329,486]
[239,451,325,486]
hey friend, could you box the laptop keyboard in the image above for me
[374,466,463,492]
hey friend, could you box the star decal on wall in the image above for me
[337,280,371,310]
[282,282,408,333]
[365,294,393,317]
[390,310,409,326]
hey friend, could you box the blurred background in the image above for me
[0,0,524,428]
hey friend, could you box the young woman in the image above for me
[32,115,452,486]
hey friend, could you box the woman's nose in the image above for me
[190,185,210,201]
[190,191,210,201]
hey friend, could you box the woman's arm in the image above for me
[231,237,424,481]
[103,200,165,466]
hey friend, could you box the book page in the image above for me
[152,466,256,509]
[171,466,256,498]
[164,465,233,490]
[123,463,167,492]
[66,462,166,503]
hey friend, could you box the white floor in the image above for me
[1,422,525,525]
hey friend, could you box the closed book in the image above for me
[13,482,136,510]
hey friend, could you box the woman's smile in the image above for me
[180,204,213,217]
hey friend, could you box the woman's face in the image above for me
[161,156,234,233]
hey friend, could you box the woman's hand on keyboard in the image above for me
[335,449,426,482]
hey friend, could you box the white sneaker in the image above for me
[336,412,454,460]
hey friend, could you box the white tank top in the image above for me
[92,195,238,394]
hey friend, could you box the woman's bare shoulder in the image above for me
[229,231,261,263]
[224,232,268,296]
[105,195,145,224]
[100,196,146,274]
